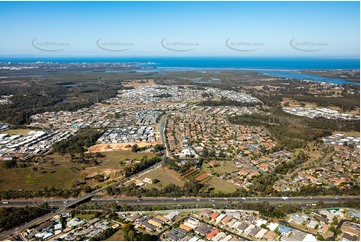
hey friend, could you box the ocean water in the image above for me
[0,56,359,69]
[0,56,359,85]
[259,71,357,85]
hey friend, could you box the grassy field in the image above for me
[100,150,155,164]
[106,229,123,241]
[0,150,157,191]
[305,143,323,161]
[136,167,185,189]
[81,151,155,180]
[202,160,238,175]
[1,128,33,135]
[75,213,95,221]
[203,177,239,193]
[0,157,83,191]
[332,131,360,137]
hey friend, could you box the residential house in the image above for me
[268,222,279,231]
[264,231,277,241]
[210,213,219,221]
[342,233,359,241]
[195,223,212,236]
[255,228,268,239]
[206,229,219,240]
[277,225,292,236]
[212,232,226,241]
[307,220,319,229]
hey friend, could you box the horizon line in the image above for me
[0,55,360,59]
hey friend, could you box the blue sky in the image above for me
[0,1,359,57]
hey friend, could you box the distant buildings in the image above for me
[0,130,74,158]
[0,95,12,105]
[0,122,10,132]
[283,107,359,120]
[106,85,260,105]
[322,133,360,147]
[98,126,157,144]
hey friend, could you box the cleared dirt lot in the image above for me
[1,128,33,135]
[122,79,155,87]
[194,173,210,182]
[88,141,160,153]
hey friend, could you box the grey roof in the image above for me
[238,222,250,231]
[195,223,212,236]
[166,232,179,241]
[249,227,261,237]
[88,218,101,225]
[170,228,187,238]
[289,231,306,241]
[142,221,157,231]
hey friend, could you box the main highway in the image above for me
[92,195,360,205]
[1,195,359,208]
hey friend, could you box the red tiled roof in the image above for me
[210,212,219,220]
[206,229,219,239]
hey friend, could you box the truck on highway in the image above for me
[282,197,288,200]
[2,201,9,204]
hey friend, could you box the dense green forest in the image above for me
[0,82,119,125]
[255,93,359,112]
[283,94,360,112]
[0,186,92,199]
[52,128,103,154]
[198,97,259,107]
[0,203,50,230]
